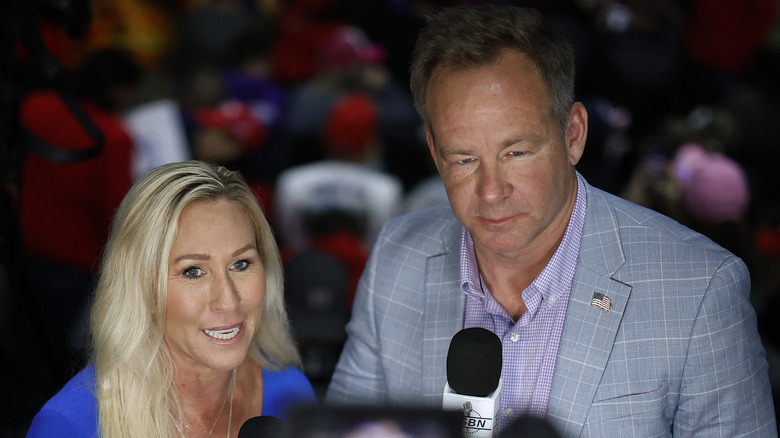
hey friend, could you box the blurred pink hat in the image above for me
[672,143,750,224]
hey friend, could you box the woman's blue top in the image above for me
[26,364,317,437]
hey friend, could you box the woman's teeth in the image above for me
[203,327,240,340]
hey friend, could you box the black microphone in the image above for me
[442,327,503,437]
[237,416,289,438]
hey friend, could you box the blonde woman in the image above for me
[27,160,316,437]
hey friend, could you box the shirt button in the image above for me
[510,333,520,342]
[503,408,513,417]
[549,296,557,303]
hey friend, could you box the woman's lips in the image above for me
[202,322,244,344]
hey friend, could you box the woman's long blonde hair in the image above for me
[90,160,301,437]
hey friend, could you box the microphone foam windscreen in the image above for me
[446,327,502,397]
[237,416,288,438]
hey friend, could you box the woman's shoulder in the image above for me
[262,365,313,392]
[26,366,98,437]
[261,366,317,419]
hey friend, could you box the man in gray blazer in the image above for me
[326,5,776,436]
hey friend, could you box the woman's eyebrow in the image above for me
[172,243,255,264]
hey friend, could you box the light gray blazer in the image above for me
[326,179,777,437]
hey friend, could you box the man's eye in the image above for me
[508,151,525,157]
[232,260,250,271]
[457,157,475,165]
[183,267,204,279]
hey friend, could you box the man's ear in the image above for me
[566,102,588,166]
[425,126,439,167]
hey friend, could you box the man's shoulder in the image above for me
[585,184,738,264]
[385,203,458,235]
[370,203,460,256]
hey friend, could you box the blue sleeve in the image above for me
[262,366,318,420]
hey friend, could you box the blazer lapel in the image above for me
[547,183,632,436]
[421,219,465,406]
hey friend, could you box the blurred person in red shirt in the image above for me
[18,47,140,384]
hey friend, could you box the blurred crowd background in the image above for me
[2,0,780,436]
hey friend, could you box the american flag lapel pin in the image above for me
[591,292,611,312]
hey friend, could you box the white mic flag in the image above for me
[443,379,502,437]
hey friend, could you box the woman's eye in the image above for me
[182,267,204,279]
[232,260,250,271]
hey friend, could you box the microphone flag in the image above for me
[443,380,502,437]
